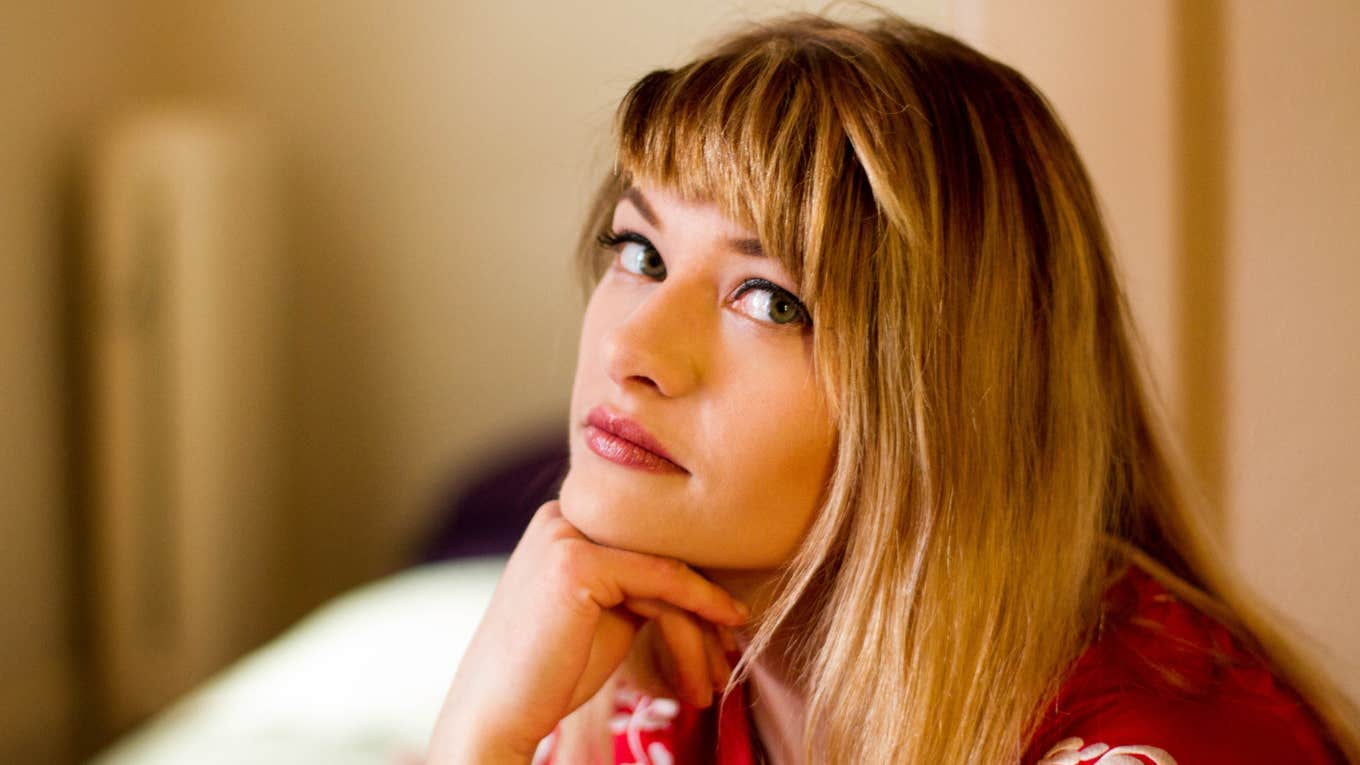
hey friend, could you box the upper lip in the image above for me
[585,406,686,471]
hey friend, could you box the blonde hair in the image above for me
[564,10,1359,764]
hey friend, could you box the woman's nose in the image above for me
[601,282,706,398]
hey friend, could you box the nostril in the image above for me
[626,374,662,391]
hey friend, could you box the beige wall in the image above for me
[0,3,154,761]
[1225,0,1360,693]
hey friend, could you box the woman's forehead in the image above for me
[617,166,759,225]
[613,181,761,241]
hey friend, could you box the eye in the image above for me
[732,279,811,328]
[597,230,666,280]
[621,241,667,280]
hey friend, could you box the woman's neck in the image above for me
[700,567,807,765]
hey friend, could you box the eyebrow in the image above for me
[620,186,765,257]
[728,237,764,257]
[621,186,661,229]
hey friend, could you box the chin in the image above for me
[557,466,702,561]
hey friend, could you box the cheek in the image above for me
[717,386,836,541]
[689,339,835,564]
[568,286,613,414]
[574,287,606,370]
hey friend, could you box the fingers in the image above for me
[524,499,567,538]
[524,501,748,712]
[717,624,739,653]
[529,502,749,628]
[592,545,751,627]
[624,597,663,619]
[442,499,744,759]
[567,607,643,711]
[702,624,732,692]
[628,599,734,702]
[653,605,714,708]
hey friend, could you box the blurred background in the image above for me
[2,1,1356,762]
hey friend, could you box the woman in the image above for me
[427,11,1358,764]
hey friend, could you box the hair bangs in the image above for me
[612,36,852,297]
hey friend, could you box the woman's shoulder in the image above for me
[1024,563,1346,765]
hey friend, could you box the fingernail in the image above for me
[734,601,752,620]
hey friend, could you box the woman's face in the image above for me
[559,181,837,571]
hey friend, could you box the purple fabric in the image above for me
[415,432,569,564]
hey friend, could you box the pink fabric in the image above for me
[540,564,1345,764]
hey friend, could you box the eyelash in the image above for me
[595,228,812,329]
[596,228,652,251]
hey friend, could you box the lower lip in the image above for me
[583,425,687,474]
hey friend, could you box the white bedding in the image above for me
[92,556,507,765]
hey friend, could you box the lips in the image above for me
[584,406,687,474]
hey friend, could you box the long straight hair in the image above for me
[563,11,1359,764]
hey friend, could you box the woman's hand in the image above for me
[425,500,750,764]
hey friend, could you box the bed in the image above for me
[92,435,568,764]
[91,555,506,765]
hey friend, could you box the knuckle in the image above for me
[558,582,598,617]
[541,515,580,544]
[654,555,687,582]
[525,500,559,529]
[542,519,569,541]
[656,557,698,599]
[549,543,600,614]
[550,539,590,581]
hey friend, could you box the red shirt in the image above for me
[537,564,1345,764]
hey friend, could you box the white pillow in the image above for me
[92,556,507,765]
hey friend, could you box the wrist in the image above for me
[427,739,532,765]
[427,721,536,765]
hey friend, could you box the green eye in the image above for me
[619,241,667,279]
[768,295,800,324]
[596,229,667,280]
[733,279,810,328]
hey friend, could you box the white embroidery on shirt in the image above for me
[646,741,676,765]
[611,689,680,765]
[1037,736,1178,765]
